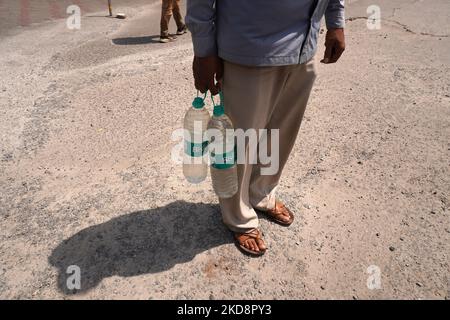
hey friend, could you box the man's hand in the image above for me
[321,28,345,64]
[193,56,223,95]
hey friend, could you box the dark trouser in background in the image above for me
[160,0,184,37]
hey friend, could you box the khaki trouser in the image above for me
[219,59,317,232]
[160,0,184,36]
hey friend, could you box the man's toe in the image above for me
[250,240,259,252]
[257,239,267,251]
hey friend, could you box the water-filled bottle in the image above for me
[207,93,238,198]
[183,94,210,183]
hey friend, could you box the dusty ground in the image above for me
[0,0,449,299]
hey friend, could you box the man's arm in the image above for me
[186,0,217,57]
[325,0,345,29]
[186,0,222,94]
[322,0,346,64]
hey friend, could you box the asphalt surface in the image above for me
[0,0,154,36]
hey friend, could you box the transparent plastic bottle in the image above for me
[207,93,238,198]
[183,95,210,183]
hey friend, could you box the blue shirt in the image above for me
[186,0,345,66]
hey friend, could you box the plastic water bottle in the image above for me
[207,93,238,198]
[183,95,210,183]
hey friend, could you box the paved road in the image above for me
[0,0,154,36]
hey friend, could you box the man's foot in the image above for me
[176,25,187,35]
[234,228,267,256]
[159,35,177,43]
[256,200,294,226]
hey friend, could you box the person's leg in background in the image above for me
[160,0,174,42]
[172,0,187,35]
[220,61,292,254]
[249,59,317,220]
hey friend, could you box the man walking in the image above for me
[160,0,188,43]
[186,0,345,255]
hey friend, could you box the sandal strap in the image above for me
[235,228,262,242]
[266,201,288,217]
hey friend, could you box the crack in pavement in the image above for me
[346,16,450,38]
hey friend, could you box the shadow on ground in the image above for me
[112,35,161,45]
[49,201,230,294]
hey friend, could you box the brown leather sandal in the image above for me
[256,200,294,226]
[234,228,267,256]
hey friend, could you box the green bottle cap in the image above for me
[192,97,205,109]
[212,91,225,116]
[213,104,224,116]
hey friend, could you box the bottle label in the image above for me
[184,140,209,157]
[211,149,235,169]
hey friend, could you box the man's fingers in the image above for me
[192,55,224,94]
[328,41,345,63]
[321,29,345,64]
[192,59,204,92]
[329,45,344,63]
[194,77,208,93]
[215,76,223,92]
[321,41,333,64]
[215,71,223,92]
[208,78,219,95]
[197,84,208,94]
[216,64,224,82]
[215,60,224,92]
[215,81,222,94]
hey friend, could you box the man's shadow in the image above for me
[48,201,230,294]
